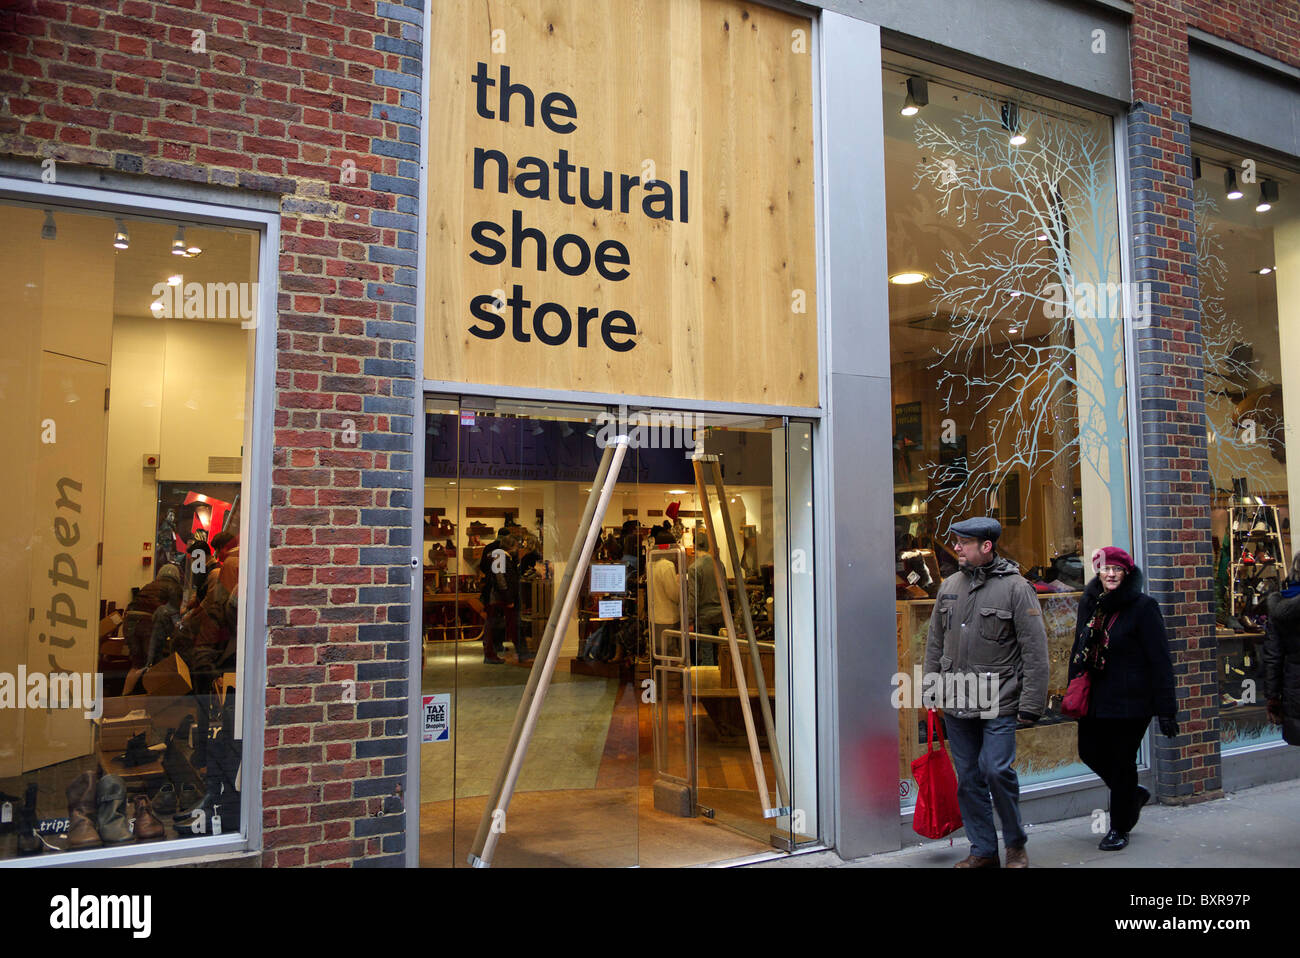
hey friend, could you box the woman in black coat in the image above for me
[1067,546,1178,851]
[1263,555,1300,746]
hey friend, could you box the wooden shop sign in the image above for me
[427,0,819,407]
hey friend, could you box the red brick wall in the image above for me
[0,0,423,866]
[1184,0,1300,70]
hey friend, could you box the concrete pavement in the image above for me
[748,779,1300,868]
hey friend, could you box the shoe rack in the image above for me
[1227,497,1286,619]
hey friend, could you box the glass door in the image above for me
[417,397,818,866]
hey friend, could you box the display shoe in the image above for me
[131,794,166,841]
[152,783,177,816]
[95,774,135,844]
[1240,550,1256,566]
[173,782,216,823]
[1099,828,1129,851]
[1227,616,1247,633]
[1132,785,1151,830]
[16,783,42,857]
[65,771,102,849]
[1004,845,1029,868]
[1258,549,1276,565]
[1221,693,1240,709]
[953,853,999,868]
[118,731,153,768]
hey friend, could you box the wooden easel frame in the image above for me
[691,455,790,818]
[468,437,628,868]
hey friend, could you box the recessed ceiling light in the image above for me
[1255,266,1275,276]
[889,271,928,285]
[495,485,516,491]
[167,274,182,286]
[1036,233,1049,242]
[668,489,690,495]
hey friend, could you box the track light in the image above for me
[1256,180,1278,213]
[113,218,129,250]
[171,225,202,257]
[41,210,56,240]
[1001,101,1026,145]
[901,76,928,117]
[1225,168,1243,200]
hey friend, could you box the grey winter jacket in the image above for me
[923,554,1050,719]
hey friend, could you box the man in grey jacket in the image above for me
[924,517,1049,868]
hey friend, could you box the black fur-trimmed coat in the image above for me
[1067,567,1177,720]
[1264,588,1300,746]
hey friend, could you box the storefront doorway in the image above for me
[416,395,818,867]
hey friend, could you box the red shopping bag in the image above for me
[910,709,963,839]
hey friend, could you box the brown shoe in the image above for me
[1005,845,1029,868]
[66,771,102,849]
[132,794,167,841]
[953,854,1000,868]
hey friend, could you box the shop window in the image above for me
[0,200,258,860]
[882,59,1133,806]
[1196,152,1297,750]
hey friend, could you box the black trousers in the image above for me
[1076,716,1150,833]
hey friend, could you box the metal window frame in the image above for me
[0,171,277,868]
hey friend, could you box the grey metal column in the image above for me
[820,13,903,860]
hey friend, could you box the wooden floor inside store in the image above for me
[419,649,802,867]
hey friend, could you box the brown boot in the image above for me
[953,853,1000,868]
[1005,845,1029,868]
[66,771,102,849]
[132,794,166,841]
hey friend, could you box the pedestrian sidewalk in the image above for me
[749,780,1300,868]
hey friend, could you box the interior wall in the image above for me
[101,317,248,609]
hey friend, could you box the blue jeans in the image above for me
[944,714,1027,859]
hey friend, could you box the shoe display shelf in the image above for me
[1227,497,1286,620]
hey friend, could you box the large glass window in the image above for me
[882,58,1133,806]
[1196,149,1297,750]
[0,199,258,860]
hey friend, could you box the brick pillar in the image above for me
[1127,0,1222,803]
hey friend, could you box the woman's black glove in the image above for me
[1158,715,1179,738]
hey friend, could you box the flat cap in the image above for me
[950,516,1001,542]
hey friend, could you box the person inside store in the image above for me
[147,564,185,667]
[183,536,212,604]
[483,533,530,665]
[686,529,723,666]
[172,532,240,692]
[650,529,682,657]
[923,516,1048,868]
[1263,553,1300,747]
[124,563,183,669]
[1067,546,1178,852]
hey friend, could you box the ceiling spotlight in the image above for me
[1255,266,1275,276]
[41,210,56,240]
[113,218,129,250]
[888,270,928,285]
[1225,168,1243,200]
[585,422,596,437]
[1256,180,1278,213]
[1008,290,1023,298]
[167,274,182,286]
[1001,101,1026,145]
[901,76,928,117]
[1036,233,1050,241]
[1008,326,1020,334]
[172,225,187,255]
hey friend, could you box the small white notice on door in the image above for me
[590,563,626,593]
[598,599,623,618]
[423,693,450,743]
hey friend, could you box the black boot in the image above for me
[16,784,42,856]
[1099,828,1129,851]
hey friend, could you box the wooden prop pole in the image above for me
[692,457,775,816]
[708,459,790,812]
[468,437,628,867]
